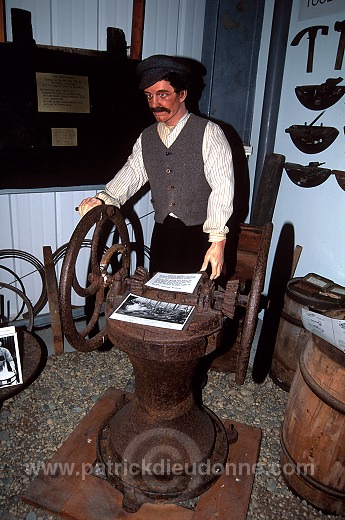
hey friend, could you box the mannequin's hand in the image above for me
[77,197,103,217]
[200,240,226,280]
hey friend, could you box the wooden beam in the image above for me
[250,153,285,226]
[130,0,145,60]
[0,0,6,42]
[43,246,64,355]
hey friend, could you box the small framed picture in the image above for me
[0,326,23,388]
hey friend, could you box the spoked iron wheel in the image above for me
[59,205,130,352]
[0,283,35,331]
[0,249,47,318]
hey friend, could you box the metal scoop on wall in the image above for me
[284,159,345,191]
[284,161,331,187]
[285,111,339,154]
[295,77,345,110]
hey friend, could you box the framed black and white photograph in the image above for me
[0,326,23,388]
[109,293,195,330]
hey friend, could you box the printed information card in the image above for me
[145,272,202,293]
[301,308,345,353]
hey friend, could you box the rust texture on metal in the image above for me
[58,207,271,383]
[59,204,131,352]
[22,387,262,520]
[97,267,230,512]
[57,205,273,512]
[233,222,273,385]
[220,279,239,318]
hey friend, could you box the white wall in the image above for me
[263,0,345,288]
[1,0,206,318]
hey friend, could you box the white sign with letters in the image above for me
[299,0,345,21]
[301,308,345,353]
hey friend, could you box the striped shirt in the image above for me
[97,112,234,242]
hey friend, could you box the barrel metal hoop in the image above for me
[299,354,345,415]
[281,309,304,328]
[315,336,345,368]
[280,426,345,500]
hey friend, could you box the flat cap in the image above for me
[137,54,192,89]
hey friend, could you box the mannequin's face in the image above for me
[144,80,187,126]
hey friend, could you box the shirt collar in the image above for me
[160,111,190,132]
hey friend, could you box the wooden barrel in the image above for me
[280,315,345,515]
[270,278,340,391]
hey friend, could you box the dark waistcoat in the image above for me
[142,114,211,226]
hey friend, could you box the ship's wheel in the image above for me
[58,205,130,352]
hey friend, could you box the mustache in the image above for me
[151,107,171,114]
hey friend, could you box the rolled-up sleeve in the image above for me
[202,122,235,241]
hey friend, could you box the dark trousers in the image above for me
[149,216,209,274]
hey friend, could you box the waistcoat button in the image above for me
[166,168,172,173]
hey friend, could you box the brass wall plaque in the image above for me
[51,128,77,147]
[36,72,90,113]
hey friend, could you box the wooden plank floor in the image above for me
[22,388,261,520]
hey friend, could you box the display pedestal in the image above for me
[22,387,261,520]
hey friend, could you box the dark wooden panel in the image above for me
[237,225,264,253]
[0,11,152,190]
[233,252,258,283]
